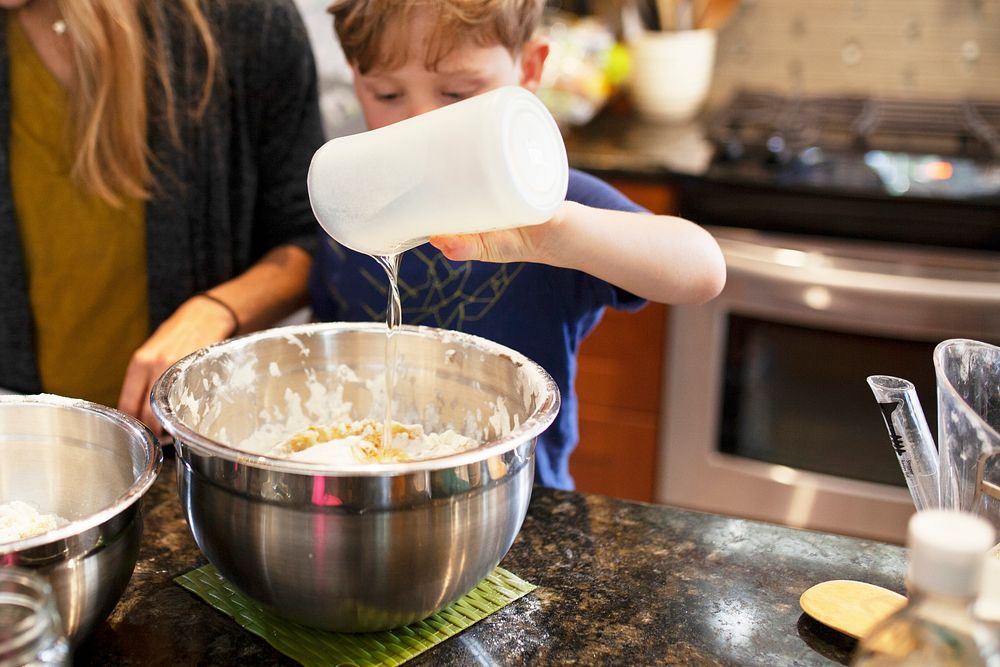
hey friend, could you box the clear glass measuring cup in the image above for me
[935,339,1000,529]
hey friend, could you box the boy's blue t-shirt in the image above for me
[309,168,647,490]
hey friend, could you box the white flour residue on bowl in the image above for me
[175,382,203,428]
[210,333,527,464]
[282,333,311,358]
[232,364,357,455]
[243,388,307,453]
[0,501,68,544]
[334,363,363,384]
[179,352,259,429]
[419,396,445,432]
[224,354,257,391]
[486,396,514,441]
[520,371,538,416]
[303,368,342,417]
[471,408,485,436]
[227,362,495,464]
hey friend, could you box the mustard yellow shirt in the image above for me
[8,17,149,407]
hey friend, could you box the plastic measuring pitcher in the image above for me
[935,339,1000,529]
[307,86,569,256]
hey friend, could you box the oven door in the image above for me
[657,227,1000,543]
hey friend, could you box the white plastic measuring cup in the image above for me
[307,86,569,256]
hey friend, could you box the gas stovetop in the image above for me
[675,90,1000,250]
[707,90,1000,201]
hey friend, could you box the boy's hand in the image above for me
[429,202,573,264]
[430,228,535,263]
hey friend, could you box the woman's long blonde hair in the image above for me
[59,0,218,207]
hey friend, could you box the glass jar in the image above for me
[851,510,998,666]
[0,568,69,667]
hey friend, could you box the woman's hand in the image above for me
[116,244,311,433]
[116,294,237,432]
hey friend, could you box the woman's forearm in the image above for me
[201,244,313,333]
[117,244,313,428]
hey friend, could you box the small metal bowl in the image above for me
[152,322,560,632]
[0,395,162,644]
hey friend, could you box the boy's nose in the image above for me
[407,97,444,118]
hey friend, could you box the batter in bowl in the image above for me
[267,418,477,465]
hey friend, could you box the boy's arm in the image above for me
[430,201,727,305]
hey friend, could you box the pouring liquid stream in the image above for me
[374,253,403,450]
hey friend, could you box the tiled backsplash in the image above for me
[708,0,1000,105]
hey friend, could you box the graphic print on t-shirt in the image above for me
[347,245,526,330]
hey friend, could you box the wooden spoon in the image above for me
[697,0,740,30]
[800,580,907,639]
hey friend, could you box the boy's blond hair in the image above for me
[328,0,546,73]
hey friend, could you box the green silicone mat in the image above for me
[175,564,536,667]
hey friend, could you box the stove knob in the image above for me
[717,140,745,163]
[765,135,789,165]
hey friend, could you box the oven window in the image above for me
[719,314,938,487]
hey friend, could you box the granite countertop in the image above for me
[74,453,906,666]
[564,108,716,181]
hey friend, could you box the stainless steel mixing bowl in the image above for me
[0,395,162,644]
[151,322,559,632]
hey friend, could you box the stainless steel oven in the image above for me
[657,228,1000,543]
[655,91,1000,543]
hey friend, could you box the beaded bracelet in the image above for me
[196,291,240,337]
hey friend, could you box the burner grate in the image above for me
[965,102,1000,157]
[711,90,1000,160]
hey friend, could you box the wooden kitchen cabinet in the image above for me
[569,179,676,502]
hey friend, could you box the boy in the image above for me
[310,0,726,490]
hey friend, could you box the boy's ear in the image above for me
[518,38,549,92]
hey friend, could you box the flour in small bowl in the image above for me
[267,418,477,465]
[0,501,68,544]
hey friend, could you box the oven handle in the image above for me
[720,239,1000,304]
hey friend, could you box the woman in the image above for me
[0,0,324,428]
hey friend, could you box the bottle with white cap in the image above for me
[851,509,999,666]
[972,553,1000,659]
